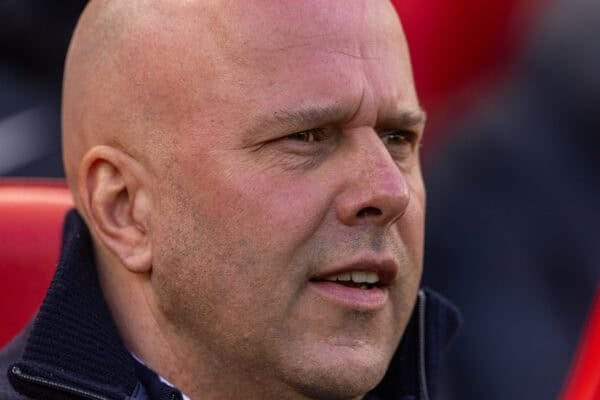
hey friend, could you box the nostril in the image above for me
[356,207,382,218]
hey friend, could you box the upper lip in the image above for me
[310,256,399,286]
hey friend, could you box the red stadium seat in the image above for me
[0,179,73,349]
[562,289,600,400]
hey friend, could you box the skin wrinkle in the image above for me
[256,40,379,61]
[62,1,425,399]
[245,107,426,156]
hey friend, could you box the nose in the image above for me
[335,133,411,227]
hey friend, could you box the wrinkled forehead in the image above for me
[208,0,405,59]
[141,0,405,65]
[229,1,397,39]
[128,0,410,112]
[123,0,415,145]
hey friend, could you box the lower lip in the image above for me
[308,281,389,310]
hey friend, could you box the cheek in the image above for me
[150,195,275,349]
[150,159,330,329]
[197,160,331,252]
[399,200,425,262]
[393,172,425,288]
[405,170,426,253]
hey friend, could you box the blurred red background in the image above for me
[392,0,546,152]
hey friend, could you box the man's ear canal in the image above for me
[78,145,152,273]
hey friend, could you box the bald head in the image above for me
[63,0,171,201]
[62,0,413,206]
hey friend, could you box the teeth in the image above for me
[351,271,366,283]
[338,272,351,281]
[323,271,379,284]
[365,273,378,284]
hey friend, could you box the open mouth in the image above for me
[308,269,389,309]
[310,271,382,290]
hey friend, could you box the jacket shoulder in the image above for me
[0,324,33,400]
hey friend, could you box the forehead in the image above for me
[210,0,409,76]
[216,0,401,47]
[140,0,417,138]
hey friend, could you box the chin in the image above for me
[282,345,391,400]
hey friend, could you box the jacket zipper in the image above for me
[10,366,113,400]
[417,290,431,400]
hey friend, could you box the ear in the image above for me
[78,145,152,273]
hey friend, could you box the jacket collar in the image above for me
[371,289,461,400]
[9,210,460,400]
[8,210,178,400]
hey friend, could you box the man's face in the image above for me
[148,1,425,397]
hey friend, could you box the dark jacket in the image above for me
[1,210,460,400]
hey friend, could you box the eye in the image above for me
[288,131,316,142]
[379,129,420,163]
[380,129,415,147]
[286,128,328,143]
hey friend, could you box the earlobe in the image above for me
[78,145,152,273]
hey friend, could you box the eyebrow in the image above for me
[271,106,352,131]
[248,104,426,137]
